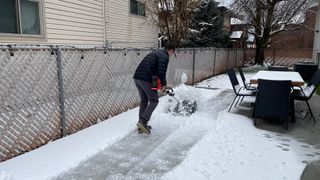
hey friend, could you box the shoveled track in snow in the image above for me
[56,90,233,180]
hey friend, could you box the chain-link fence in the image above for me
[0,46,243,161]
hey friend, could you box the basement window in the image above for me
[0,0,42,35]
[130,0,146,17]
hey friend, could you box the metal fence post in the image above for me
[56,47,67,137]
[226,49,230,71]
[234,49,238,68]
[243,49,246,67]
[213,48,217,76]
[273,48,276,64]
[192,49,196,85]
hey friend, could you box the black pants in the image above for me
[134,79,159,123]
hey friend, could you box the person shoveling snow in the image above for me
[133,43,176,135]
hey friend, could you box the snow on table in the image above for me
[250,71,304,86]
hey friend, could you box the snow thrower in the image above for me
[164,87,197,116]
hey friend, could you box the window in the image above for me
[0,0,41,35]
[130,0,145,16]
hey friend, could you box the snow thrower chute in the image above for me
[164,87,197,116]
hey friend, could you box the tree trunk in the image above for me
[255,46,265,65]
[254,0,264,65]
[255,38,264,65]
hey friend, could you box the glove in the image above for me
[164,87,175,96]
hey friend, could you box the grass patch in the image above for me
[316,86,320,95]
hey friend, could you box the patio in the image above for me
[231,86,320,180]
[212,67,320,179]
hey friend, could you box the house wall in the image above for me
[271,7,316,50]
[223,14,231,31]
[105,0,158,48]
[0,0,159,48]
[45,0,104,45]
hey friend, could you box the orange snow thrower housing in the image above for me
[151,75,161,91]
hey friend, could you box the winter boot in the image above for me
[137,121,151,134]
[138,124,152,134]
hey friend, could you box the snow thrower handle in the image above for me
[164,87,175,96]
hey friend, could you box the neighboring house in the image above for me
[230,18,255,48]
[229,31,244,48]
[0,0,159,48]
[230,4,318,51]
[270,6,316,50]
[218,6,232,32]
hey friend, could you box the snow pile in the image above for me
[0,172,12,180]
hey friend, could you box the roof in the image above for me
[230,31,243,39]
[231,18,246,25]
[247,34,255,42]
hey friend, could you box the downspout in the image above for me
[103,0,106,46]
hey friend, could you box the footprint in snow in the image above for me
[281,143,290,147]
[301,145,311,148]
[305,154,315,157]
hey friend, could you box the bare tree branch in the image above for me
[231,0,309,64]
[145,0,201,46]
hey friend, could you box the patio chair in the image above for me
[237,67,256,91]
[226,68,256,112]
[293,62,318,81]
[267,65,289,71]
[254,79,292,130]
[293,69,320,124]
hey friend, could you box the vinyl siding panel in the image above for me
[105,0,158,48]
[0,0,158,47]
[45,0,104,45]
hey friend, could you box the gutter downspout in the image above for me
[103,0,106,46]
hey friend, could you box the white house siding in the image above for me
[105,0,159,48]
[0,0,158,48]
[45,0,104,46]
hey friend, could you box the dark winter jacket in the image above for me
[133,49,169,86]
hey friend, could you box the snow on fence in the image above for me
[0,46,243,161]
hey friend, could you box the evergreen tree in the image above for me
[185,0,230,47]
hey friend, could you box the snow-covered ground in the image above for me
[0,69,319,180]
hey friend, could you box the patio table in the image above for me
[250,71,304,86]
[250,70,305,123]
